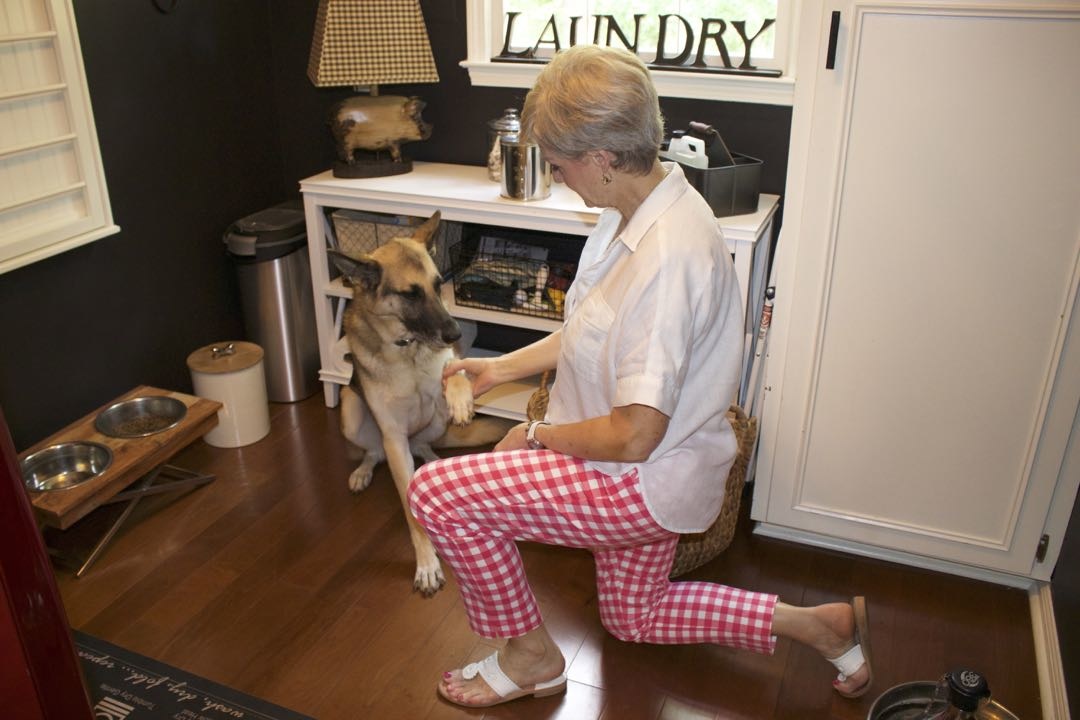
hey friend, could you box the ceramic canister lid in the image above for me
[186,341,264,374]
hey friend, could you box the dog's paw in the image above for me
[348,466,373,493]
[444,372,475,426]
[446,399,474,427]
[413,562,446,597]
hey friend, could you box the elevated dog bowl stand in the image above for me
[20,386,223,577]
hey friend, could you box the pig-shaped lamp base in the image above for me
[330,95,433,179]
[333,153,413,179]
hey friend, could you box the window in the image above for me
[0,0,118,275]
[463,0,798,105]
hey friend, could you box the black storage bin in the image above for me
[679,153,762,217]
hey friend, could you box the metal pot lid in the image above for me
[488,107,520,132]
[867,681,1019,720]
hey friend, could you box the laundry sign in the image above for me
[495,12,780,76]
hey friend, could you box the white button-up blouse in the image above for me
[545,163,744,533]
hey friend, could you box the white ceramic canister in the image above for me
[186,341,271,447]
[500,137,551,201]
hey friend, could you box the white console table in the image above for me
[300,162,778,418]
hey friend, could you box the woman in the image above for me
[407,44,872,709]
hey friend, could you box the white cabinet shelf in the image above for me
[440,284,563,334]
[301,162,778,419]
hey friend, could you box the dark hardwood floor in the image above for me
[53,396,1043,719]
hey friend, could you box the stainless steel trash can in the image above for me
[224,202,319,403]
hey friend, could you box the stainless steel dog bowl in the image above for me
[868,681,1019,720]
[20,441,113,492]
[94,395,187,438]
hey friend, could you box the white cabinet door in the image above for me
[754,1,1080,578]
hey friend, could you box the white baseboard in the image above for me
[1030,582,1072,720]
[753,523,1035,589]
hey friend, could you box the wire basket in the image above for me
[450,236,575,321]
[330,208,457,274]
[667,404,757,577]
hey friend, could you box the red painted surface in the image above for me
[0,406,92,720]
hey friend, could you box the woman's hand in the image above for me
[493,422,530,452]
[444,357,501,398]
[445,330,562,399]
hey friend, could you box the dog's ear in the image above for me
[329,250,381,291]
[412,210,442,254]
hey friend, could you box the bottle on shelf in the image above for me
[661,130,708,169]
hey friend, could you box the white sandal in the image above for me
[438,652,567,708]
[828,596,874,699]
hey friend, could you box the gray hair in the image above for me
[521,45,664,175]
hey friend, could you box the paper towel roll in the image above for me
[186,341,271,448]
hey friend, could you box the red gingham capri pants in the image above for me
[408,449,777,654]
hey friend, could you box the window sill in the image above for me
[1,223,120,275]
[460,60,795,106]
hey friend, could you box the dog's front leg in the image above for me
[340,385,386,492]
[382,434,445,596]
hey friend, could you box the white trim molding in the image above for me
[754,522,1037,589]
[1030,582,1072,720]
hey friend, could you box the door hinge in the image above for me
[1035,534,1050,563]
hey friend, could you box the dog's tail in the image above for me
[435,415,517,448]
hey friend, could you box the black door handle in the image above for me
[826,11,841,69]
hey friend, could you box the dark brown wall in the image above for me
[0,1,286,450]
[267,1,793,192]
[0,0,789,450]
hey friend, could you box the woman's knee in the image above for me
[599,608,648,643]
[407,462,442,525]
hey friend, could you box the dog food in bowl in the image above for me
[95,396,187,438]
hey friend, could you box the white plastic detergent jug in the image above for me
[660,134,709,169]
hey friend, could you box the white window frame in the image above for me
[0,0,118,275]
[462,0,799,106]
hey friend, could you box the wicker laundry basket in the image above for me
[526,372,758,578]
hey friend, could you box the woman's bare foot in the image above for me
[771,599,871,697]
[439,626,566,706]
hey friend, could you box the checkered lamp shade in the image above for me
[308,0,440,87]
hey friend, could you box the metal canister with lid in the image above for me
[486,108,521,182]
[499,136,552,201]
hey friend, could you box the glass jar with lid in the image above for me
[486,108,521,182]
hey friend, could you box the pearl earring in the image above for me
[601,174,612,185]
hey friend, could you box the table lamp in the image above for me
[308,0,440,177]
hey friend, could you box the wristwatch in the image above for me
[526,420,550,450]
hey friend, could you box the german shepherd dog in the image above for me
[328,211,512,596]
